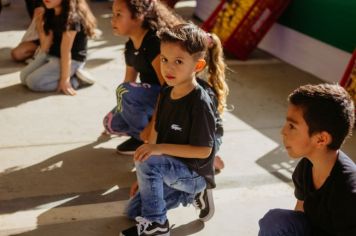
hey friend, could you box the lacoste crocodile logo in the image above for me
[171,124,182,131]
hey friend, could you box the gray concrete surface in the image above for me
[0,0,355,235]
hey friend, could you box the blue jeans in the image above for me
[103,82,160,140]
[20,52,83,92]
[125,155,206,224]
[259,209,311,236]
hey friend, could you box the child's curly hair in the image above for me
[123,0,184,31]
[44,0,96,38]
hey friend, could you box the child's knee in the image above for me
[135,156,162,171]
[116,82,131,94]
[258,209,286,235]
[25,75,44,91]
[11,48,21,62]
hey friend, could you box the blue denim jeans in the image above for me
[20,52,83,92]
[125,155,207,224]
[258,209,311,236]
[103,82,160,140]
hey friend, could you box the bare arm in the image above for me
[140,93,160,142]
[147,121,157,144]
[58,30,77,95]
[35,9,53,53]
[134,142,212,162]
[139,55,165,141]
[151,55,165,86]
[124,65,138,83]
[294,200,304,212]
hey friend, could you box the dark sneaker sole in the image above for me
[200,189,215,222]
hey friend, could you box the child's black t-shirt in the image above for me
[155,83,216,188]
[293,151,356,236]
[125,30,160,85]
[47,15,88,62]
[196,78,223,139]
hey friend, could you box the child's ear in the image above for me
[195,59,206,72]
[315,131,332,148]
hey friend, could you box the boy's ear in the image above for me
[195,59,206,72]
[315,131,332,148]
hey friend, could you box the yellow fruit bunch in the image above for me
[345,65,356,102]
[211,0,255,43]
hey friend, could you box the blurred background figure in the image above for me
[11,0,44,62]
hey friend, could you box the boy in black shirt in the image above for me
[120,23,228,236]
[259,84,356,236]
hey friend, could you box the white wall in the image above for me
[258,23,352,83]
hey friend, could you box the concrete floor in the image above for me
[0,0,355,235]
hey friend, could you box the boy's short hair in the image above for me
[289,84,355,150]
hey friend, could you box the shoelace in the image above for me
[135,216,152,235]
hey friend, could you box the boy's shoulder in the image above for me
[293,152,356,189]
[336,151,356,186]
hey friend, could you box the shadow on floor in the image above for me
[0,84,54,109]
[226,62,322,183]
[0,135,136,214]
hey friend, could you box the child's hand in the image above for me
[57,80,77,96]
[134,144,161,162]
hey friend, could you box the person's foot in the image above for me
[75,68,95,87]
[117,137,143,155]
[193,189,215,222]
[120,217,170,236]
[214,155,225,172]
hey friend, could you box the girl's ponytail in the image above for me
[206,33,228,114]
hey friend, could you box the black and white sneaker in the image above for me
[116,137,143,155]
[120,217,170,236]
[75,68,95,86]
[193,189,215,222]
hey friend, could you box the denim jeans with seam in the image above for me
[20,52,83,92]
[125,155,207,224]
[259,208,311,236]
[103,82,160,140]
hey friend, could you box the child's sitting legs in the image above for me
[259,209,312,236]
[127,155,206,224]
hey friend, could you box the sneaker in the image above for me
[193,189,215,222]
[75,68,95,86]
[117,137,143,155]
[120,217,170,236]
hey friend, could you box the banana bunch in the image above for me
[345,65,356,102]
[211,0,255,43]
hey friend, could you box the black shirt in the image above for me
[197,78,223,139]
[293,151,356,236]
[47,15,88,62]
[155,84,216,188]
[125,30,160,85]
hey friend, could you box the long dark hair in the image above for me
[44,0,96,37]
[123,0,184,31]
[158,23,229,114]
